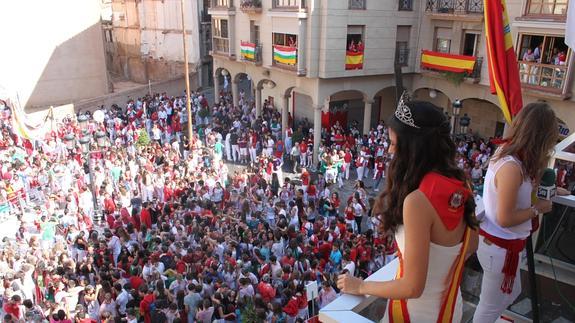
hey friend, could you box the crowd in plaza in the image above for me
[0,87,504,323]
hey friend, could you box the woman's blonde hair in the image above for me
[494,102,558,180]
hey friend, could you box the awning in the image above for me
[421,50,476,73]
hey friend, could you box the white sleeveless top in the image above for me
[381,227,463,322]
[480,154,533,239]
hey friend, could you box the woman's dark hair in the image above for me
[375,100,477,233]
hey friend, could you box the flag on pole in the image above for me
[484,0,523,124]
[566,1,575,49]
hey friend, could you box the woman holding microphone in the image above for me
[473,102,558,322]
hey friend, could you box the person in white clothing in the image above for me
[473,103,558,323]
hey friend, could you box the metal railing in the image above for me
[273,0,306,9]
[210,0,233,8]
[241,43,263,64]
[518,61,568,92]
[240,0,262,10]
[213,38,230,54]
[425,0,483,14]
[395,47,410,66]
[469,56,483,79]
[349,0,366,9]
[398,0,413,10]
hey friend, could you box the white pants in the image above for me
[473,238,522,323]
[232,145,240,161]
[249,147,257,163]
[356,166,364,180]
[225,143,232,160]
[344,162,350,180]
[300,153,307,168]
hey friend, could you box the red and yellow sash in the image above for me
[388,227,471,323]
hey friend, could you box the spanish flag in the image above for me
[484,0,523,124]
[345,51,364,70]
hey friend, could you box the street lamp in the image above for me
[95,130,107,148]
[78,114,89,134]
[460,113,471,135]
[79,136,91,152]
[452,99,462,135]
[64,133,76,150]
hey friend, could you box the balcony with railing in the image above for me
[395,48,410,67]
[420,50,483,83]
[272,45,298,71]
[240,41,263,65]
[425,0,483,16]
[398,0,413,10]
[272,0,307,10]
[349,0,366,10]
[518,61,569,95]
[213,38,230,55]
[240,0,262,13]
[208,0,235,15]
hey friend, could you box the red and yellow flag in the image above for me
[484,0,523,124]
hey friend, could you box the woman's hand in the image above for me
[337,274,364,295]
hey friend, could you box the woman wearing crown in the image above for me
[338,95,479,322]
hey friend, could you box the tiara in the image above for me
[394,91,420,129]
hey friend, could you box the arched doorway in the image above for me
[413,88,451,112]
[213,67,231,103]
[327,90,368,132]
[373,86,396,123]
[459,98,504,138]
[233,72,253,104]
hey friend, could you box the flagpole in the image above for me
[180,0,193,146]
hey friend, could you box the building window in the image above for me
[517,33,570,91]
[346,25,365,70]
[105,29,113,43]
[462,31,480,56]
[526,0,568,16]
[398,0,412,11]
[272,33,298,67]
[250,21,260,44]
[395,26,411,66]
[212,18,229,54]
[349,0,366,9]
[435,27,452,53]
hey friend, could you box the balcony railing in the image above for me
[273,0,307,9]
[395,48,410,66]
[420,50,483,82]
[468,56,483,80]
[240,0,262,12]
[213,38,230,55]
[519,61,568,93]
[398,0,413,11]
[241,42,263,65]
[349,0,366,9]
[272,45,298,71]
[210,0,233,8]
[425,0,483,14]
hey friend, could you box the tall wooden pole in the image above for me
[181,0,193,145]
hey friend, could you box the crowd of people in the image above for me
[0,87,500,323]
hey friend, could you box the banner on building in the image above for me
[273,45,297,65]
[484,0,523,124]
[420,50,476,73]
[345,51,364,70]
[241,41,256,60]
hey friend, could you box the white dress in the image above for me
[381,226,464,323]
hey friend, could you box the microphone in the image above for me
[536,168,557,201]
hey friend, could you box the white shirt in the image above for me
[116,289,131,315]
[481,154,533,239]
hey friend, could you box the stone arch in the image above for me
[325,90,370,133]
[459,98,505,138]
[213,67,232,98]
[373,86,397,123]
[413,87,451,112]
[233,72,253,102]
